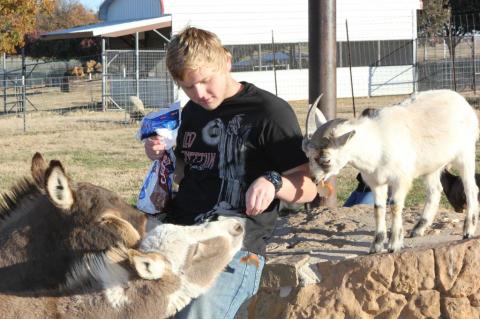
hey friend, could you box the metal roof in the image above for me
[40,15,171,40]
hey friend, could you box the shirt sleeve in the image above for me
[259,101,308,173]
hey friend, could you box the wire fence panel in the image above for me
[104,50,174,109]
[4,30,480,132]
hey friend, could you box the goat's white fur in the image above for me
[304,90,479,253]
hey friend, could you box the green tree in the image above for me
[0,0,54,53]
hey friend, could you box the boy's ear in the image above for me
[225,55,232,72]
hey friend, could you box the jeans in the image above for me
[174,250,265,319]
[343,191,375,207]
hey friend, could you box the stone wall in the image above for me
[250,238,480,319]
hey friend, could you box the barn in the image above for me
[42,0,423,108]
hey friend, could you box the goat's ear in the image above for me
[45,160,74,210]
[302,138,310,153]
[315,108,327,127]
[333,131,355,147]
[128,249,166,280]
[31,152,48,190]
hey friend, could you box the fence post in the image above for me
[345,19,356,117]
[473,34,476,94]
[413,38,418,94]
[102,38,106,111]
[135,32,140,99]
[3,52,6,114]
[271,30,278,96]
[21,47,26,132]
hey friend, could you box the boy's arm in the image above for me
[277,163,317,203]
[245,163,317,216]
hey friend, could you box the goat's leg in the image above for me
[411,170,443,238]
[369,184,389,254]
[387,181,410,252]
[457,154,480,239]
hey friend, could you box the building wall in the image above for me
[175,66,414,106]
[106,0,162,21]
[164,0,422,45]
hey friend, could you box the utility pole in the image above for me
[309,0,337,207]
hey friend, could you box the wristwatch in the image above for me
[263,171,283,193]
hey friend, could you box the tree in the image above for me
[36,0,98,32]
[0,0,54,53]
[417,0,451,39]
[25,0,100,60]
[418,0,480,55]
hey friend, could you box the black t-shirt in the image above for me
[168,82,307,254]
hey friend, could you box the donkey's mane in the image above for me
[0,177,40,222]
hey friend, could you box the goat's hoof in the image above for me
[369,244,384,254]
[410,219,428,237]
[387,239,403,253]
[387,246,403,253]
[409,228,425,238]
[463,233,474,240]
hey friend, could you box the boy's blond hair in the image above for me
[166,27,231,82]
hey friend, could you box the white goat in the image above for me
[303,90,479,253]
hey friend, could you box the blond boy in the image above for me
[145,27,316,319]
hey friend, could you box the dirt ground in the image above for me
[266,205,471,263]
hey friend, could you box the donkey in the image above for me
[0,218,244,319]
[0,152,147,293]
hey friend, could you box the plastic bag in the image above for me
[137,150,176,215]
[137,101,180,141]
[136,101,180,215]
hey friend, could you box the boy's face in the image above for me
[177,62,232,111]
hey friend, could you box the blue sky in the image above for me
[78,0,104,12]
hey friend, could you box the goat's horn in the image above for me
[305,93,324,140]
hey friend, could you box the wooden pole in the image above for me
[309,0,337,207]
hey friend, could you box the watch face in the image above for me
[265,171,282,192]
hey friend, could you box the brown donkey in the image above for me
[0,153,244,318]
[0,152,147,293]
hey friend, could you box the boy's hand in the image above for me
[145,136,167,161]
[245,177,276,216]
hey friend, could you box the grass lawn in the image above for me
[0,95,477,208]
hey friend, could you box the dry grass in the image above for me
[0,93,477,207]
[0,110,148,204]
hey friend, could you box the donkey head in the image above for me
[302,95,356,184]
[31,152,147,249]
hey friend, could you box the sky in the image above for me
[78,0,104,12]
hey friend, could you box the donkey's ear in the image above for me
[128,250,167,280]
[45,160,74,210]
[31,152,48,189]
[97,210,141,247]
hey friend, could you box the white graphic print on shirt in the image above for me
[201,114,252,210]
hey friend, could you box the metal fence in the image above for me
[103,49,174,109]
[2,33,480,131]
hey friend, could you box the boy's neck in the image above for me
[225,77,243,100]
